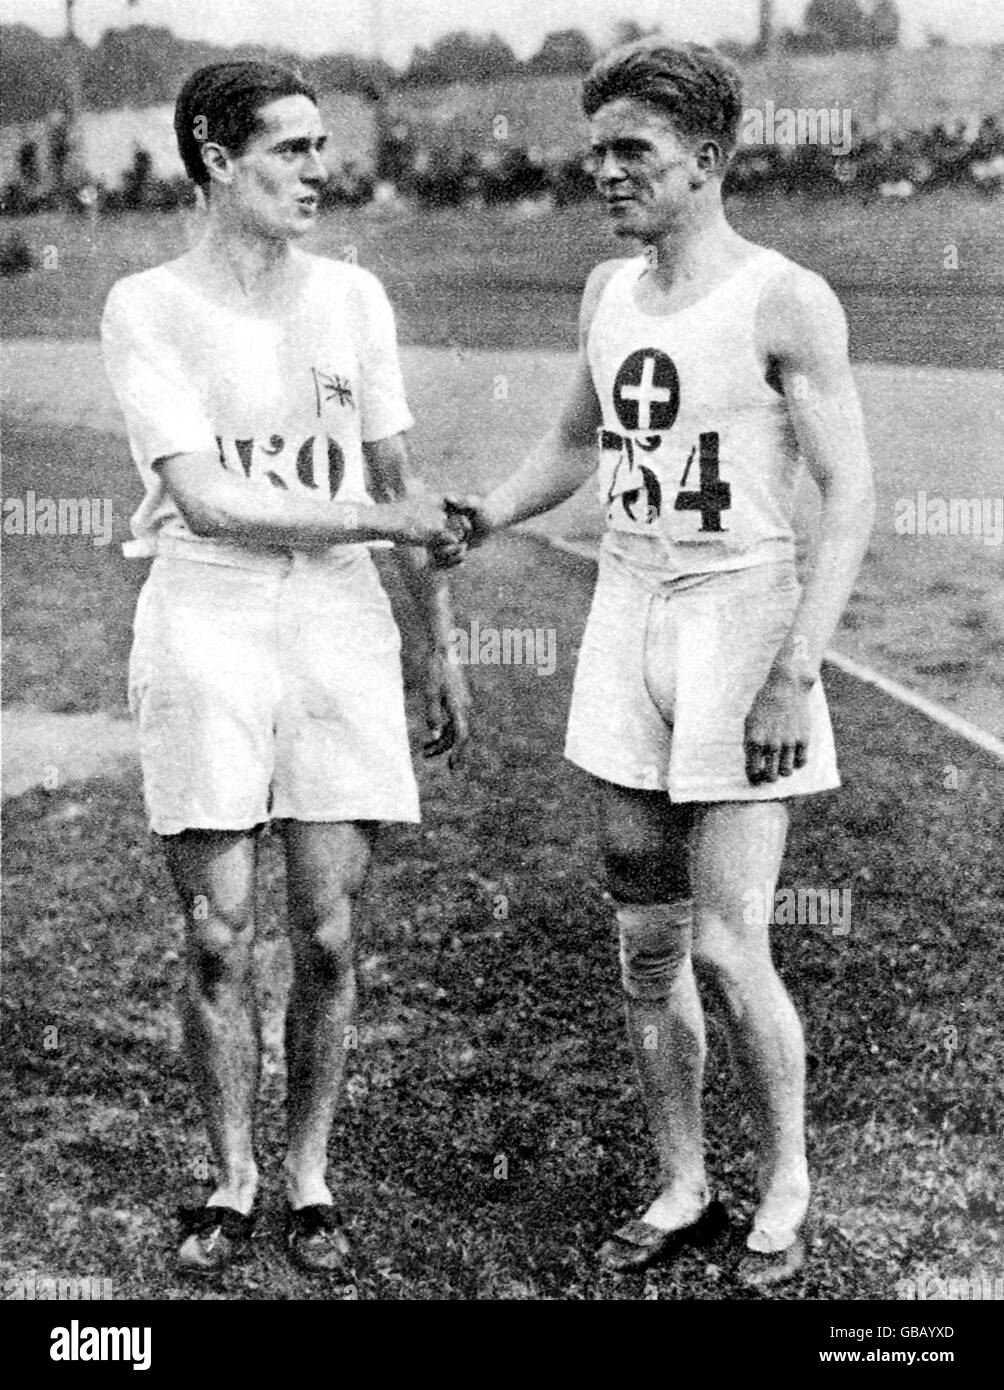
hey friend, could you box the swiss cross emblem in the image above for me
[613,349,680,433]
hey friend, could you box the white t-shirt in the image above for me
[100,247,414,563]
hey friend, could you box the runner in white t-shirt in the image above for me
[101,61,471,1278]
[449,40,875,1287]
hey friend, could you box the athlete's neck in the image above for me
[199,219,293,297]
[644,203,740,292]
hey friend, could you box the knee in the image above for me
[188,912,253,994]
[691,921,752,1013]
[617,900,692,1004]
[295,898,354,984]
[605,849,687,905]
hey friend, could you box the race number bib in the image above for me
[598,428,732,539]
[217,433,348,497]
[599,346,732,540]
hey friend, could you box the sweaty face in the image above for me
[226,95,329,239]
[587,98,700,242]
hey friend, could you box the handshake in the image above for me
[395,494,491,570]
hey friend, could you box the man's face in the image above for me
[225,95,328,238]
[587,98,701,242]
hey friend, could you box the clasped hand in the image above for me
[412,495,491,569]
[392,496,472,568]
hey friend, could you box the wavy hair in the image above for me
[582,40,744,157]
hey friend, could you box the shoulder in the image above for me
[102,263,176,320]
[300,251,393,310]
[101,264,185,351]
[757,253,848,353]
[580,256,637,336]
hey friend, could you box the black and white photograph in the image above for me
[1,0,1001,1346]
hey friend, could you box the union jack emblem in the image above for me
[312,368,355,415]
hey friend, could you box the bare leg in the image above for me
[281,819,374,1210]
[628,959,709,1228]
[690,801,809,1250]
[598,782,708,1229]
[164,829,261,1215]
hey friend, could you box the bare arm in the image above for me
[155,448,462,551]
[743,265,875,784]
[461,260,623,534]
[363,433,461,649]
[365,433,471,765]
[760,266,876,682]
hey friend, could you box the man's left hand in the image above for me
[744,667,814,784]
[422,649,472,769]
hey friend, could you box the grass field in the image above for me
[2,192,1003,1303]
[3,511,1003,1301]
[3,186,1003,366]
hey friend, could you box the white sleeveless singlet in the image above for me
[587,248,802,578]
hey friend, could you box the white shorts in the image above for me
[565,544,841,803]
[128,550,420,835]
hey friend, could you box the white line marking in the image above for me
[528,531,1004,764]
[822,651,1004,762]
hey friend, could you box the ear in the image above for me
[200,141,235,188]
[690,138,725,187]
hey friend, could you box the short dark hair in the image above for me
[175,61,318,189]
[582,40,744,158]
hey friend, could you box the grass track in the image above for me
[2,189,1002,366]
[2,527,1003,1300]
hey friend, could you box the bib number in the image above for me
[601,429,731,533]
[673,432,731,533]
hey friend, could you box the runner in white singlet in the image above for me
[101,61,471,1279]
[449,39,875,1287]
[590,249,801,571]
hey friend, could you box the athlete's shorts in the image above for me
[128,549,420,835]
[564,544,841,803]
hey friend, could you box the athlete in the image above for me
[101,61,470,1277]
[448,40,875,1286]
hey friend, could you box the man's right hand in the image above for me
[444,495,493,547]
[385,498,467,566]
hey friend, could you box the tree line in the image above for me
[2,4,904,127]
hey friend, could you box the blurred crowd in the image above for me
[379,112,1004,208]
[2,112,1002,226]
[727,114,1004,199]
[0,137,377,217]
